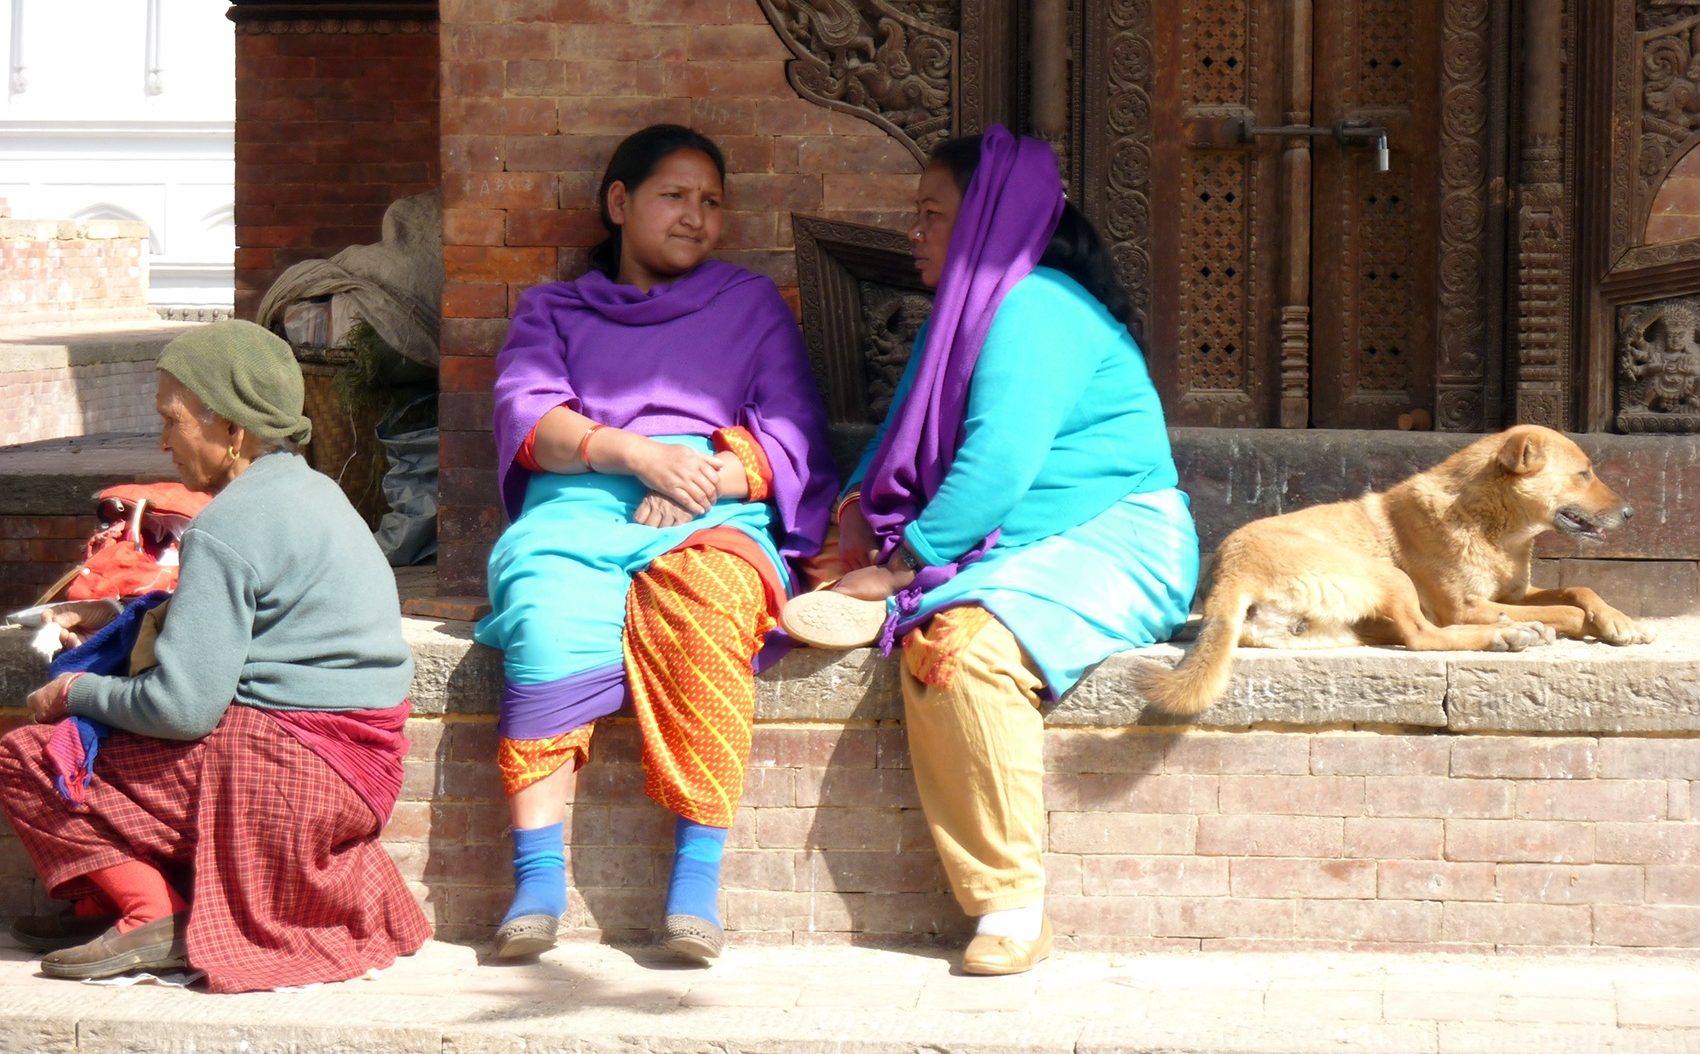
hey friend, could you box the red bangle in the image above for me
[835,491,861,525]
[578,423,606,469]
[58,672,85,709]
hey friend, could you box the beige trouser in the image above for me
[900,605,1047,915]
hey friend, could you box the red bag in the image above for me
[41,483,214,602]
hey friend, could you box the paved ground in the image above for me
[1,937,1697,1053]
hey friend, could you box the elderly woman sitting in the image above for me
[0,320,429,992]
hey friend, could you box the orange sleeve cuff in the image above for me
[712,426,773,502]
[515,420,543,472]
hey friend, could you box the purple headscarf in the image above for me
[858,126,1066,644]
[491,259,836,579]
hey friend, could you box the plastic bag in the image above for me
[372,396,438,566]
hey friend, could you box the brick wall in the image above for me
[2,673,1695,950]
[0,515,93,611]
[0,362,161,448]
[436,2,921,592]
[365,719,1700,951]
[0,215,149,322]
[233,18,441,322]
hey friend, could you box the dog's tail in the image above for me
[1138,588,1251,716]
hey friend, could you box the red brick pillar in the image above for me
[232,12,441,322]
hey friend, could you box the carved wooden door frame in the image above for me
[1575,1,1700,434]
[1081,0,1504,431]
[758,1,1505,432]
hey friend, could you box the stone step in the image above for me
[395,614,1700,734]
[0,432,173,518]
[1,939,1697,1053]
[0,319,198,447]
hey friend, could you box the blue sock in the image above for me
[501,822,566,927]
[665,817,728,926]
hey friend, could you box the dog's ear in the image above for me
[1497,430,1546,476]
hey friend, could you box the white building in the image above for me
[0,0,234,313]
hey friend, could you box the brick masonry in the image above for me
[76,718,1691,951]
[0,515,91,610]
[0,362,160,448]
[0,218,148,321]
[411,723,1700,950]
[435,2,922,592]
[233,19,441,322]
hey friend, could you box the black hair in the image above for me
[928,134,1138,336]
[587,124,727,280]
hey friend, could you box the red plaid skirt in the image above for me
[0,705,430,993]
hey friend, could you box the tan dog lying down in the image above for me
[1140,425,1653,716]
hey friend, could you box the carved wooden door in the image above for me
[1123,0,1441,428]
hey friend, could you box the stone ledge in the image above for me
[0,218,150,241]
[0,434,174,518]
[0,320,198,371]
[6,614,1695,735]
[2,941,1698,1054]
[401,615,1700,734]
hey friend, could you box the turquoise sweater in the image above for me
[68,452,414,740]
[848,267,1179,565]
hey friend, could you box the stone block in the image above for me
[1075,648,1450,729]
[1446,641,1700,733]
[1377,860,1497,902]
[1440,901,1593,945]
[1495,863,1644,905]
[1549,558,1700,616]
[1343,817,1445,860]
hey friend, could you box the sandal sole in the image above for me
[779,591,887,650]
[40,946,186,981]
[661,914,723,963]
[493,914,560,959]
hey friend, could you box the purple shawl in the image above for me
[492,259,836,577]
[858,126,1065,644]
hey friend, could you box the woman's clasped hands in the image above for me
[632,438,721,528]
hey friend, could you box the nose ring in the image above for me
[909,229,923,243]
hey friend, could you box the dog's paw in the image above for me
[1490,620,1554,652]
[1591,608,1654,646]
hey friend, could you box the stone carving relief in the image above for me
[1618,294,1700,431]
[858,283,931,421]
[1639,3,1700,34]
[1640,14,1700,202]
[756,1,957,163]
[792,214,930,428]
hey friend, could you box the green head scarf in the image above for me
[156,320,313,446]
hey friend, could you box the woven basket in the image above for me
[298,357,387,528]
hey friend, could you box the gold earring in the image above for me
[227,446,239,464]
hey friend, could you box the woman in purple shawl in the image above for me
[475,125,836,963]
[782,128,1199,975]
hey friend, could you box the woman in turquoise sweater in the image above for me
[782,127,1198,975]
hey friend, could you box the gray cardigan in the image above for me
[68,452,414,739]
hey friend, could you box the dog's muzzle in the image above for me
[1553,503,1629,542]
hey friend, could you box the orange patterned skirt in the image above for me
[497,545,775,828]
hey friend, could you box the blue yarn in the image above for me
[48,591,171,804]
[665,817,728,926]
[501,822,566,926]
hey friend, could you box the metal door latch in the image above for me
[1231,117,1391,172]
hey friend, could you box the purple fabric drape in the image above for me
[856,126,1066,646]
[491,259,836,579]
